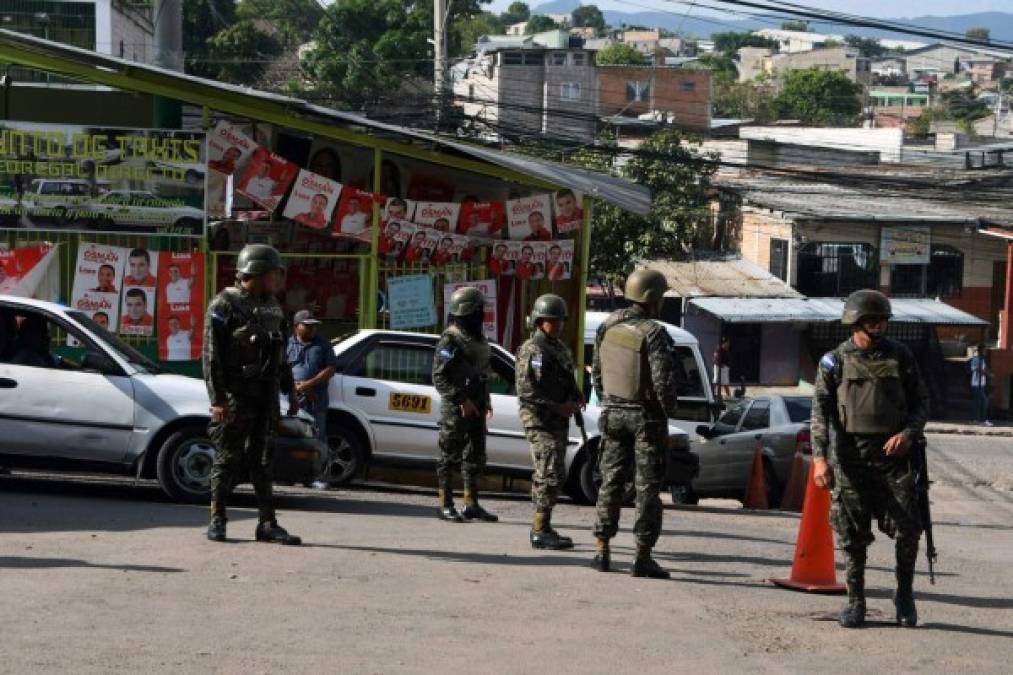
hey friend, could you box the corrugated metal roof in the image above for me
[688,297,988,326]
[0,29,652,215]
[644,258,803,299]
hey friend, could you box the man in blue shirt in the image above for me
[286,310,339,482]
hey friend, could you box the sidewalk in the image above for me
[926,421,1013,437]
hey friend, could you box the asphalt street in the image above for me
[1,434,1011,674]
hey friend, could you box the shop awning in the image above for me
[688,297,988,326]
[0,29,651,215]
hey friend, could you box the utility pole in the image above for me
[153,0,183,128]
[433,0,450,132]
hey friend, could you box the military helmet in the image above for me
[624,269,668,306]
[842,289,892,326]
[448,286,485,317]
[527,293,568,330]
[236,244,285,277]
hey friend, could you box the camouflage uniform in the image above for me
[516,329,579,512]
[592,304,679,550]
[812,336,929,614]
[432,324,491,496]
[204,284,292,526]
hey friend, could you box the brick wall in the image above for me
[597,66,711,130]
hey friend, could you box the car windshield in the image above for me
[784,397,813,423]
[68,310,164,374]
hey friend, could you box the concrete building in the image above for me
[753,29,844,54]
[869,89,929,128]
[903,43,1012,79]
[737,46,871,88]
[871,57,907,79]
[965,57,1007,86]
[622,29,660,44]
[597,65,712,131]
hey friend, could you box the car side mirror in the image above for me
[695,424,712,439]
[82,350,118,374]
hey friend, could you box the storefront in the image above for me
[0,29,650,379]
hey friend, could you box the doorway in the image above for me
[722,323,762,384]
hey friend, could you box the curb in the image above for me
[925,424,1013,437]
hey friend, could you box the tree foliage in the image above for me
[774,68,862,125]
[571,5,606,33]
[235,0,323,47]
[711,31,778,58]
[183,0,237,78]
[524,15,558,34]
[781,20,809,32]
[500,1,530,25]
[205,20,282,84]
[696,52,738,84]
[455,12,504,52]
[595,43,647,66]
[844,34,886,58]
[965,27,991,43]
[712,81,777,122]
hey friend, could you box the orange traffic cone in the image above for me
[770,463,846,593]
[780,451,807,512]
[742,445,769,510]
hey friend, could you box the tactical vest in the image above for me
[223,288,286,382]
[599,320,653,402]
[837,351,908,434]
[447,325,491,404]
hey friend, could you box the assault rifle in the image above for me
[574,409,589,446]
[913,434,938,585]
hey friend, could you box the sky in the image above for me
[483,1,1008,19]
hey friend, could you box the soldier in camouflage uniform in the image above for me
[592,269,679,578]
[432,286,498,523]
[203,244,302,545]
[812,289,929,628]
[516,294,583,550]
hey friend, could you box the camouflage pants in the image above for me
[831,437,922,591]
[525,427,567,512]
[436,404,487,490]
[208,395,278,523]
[593,408,666,549]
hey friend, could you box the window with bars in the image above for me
[890,244,963,298]
[559,82,581,100]
[797,242,878,297]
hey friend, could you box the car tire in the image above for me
[156,424,216,503]
[322,427,366,486]
[670,483,699,506]
[576,446,635,506]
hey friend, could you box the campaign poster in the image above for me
[414,201,460,233]
[506,194,553,241]
[488,241,513,277]
[430,232,468,267]
[513,241,541,281]
[119,286,156,337]
[70,242,129,330]
[235,147,299,212]
[443,279,497,342]
[157,252,205,361]
[546,240,574,281]
[123,246,158,289]
[282,169,342,231]
[207,121,257,176]
[0,121,206,236]
[553,188,583,234]
[333,188,374,241]
[379,218,411,261]
[400,224,437,266]
[458,201,505,238]
[0,244,57,297]
[388,274,437,330]
[382,197,415,225]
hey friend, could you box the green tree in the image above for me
[235,0,323,48]
[205,20,283,84]
[711,31,778,58]
[301,0,487,108]
[712,81,777,122]
[500,1,530,25]
[844,34,886,58]
[572,5,606,33]
[965,27,991,43]
[183,0,237,78]
[524,15,558,34]
[781,20,809,32]
[696,52,738,84]
[455,12,504,51]
[595,43,647,66]
[774,68,862,125]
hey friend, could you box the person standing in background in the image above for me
[969,344,992,426]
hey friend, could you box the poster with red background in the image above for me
[157,252,205,361]
[458,201,505,238]
[236,147,299,212]
[333,188,375,241]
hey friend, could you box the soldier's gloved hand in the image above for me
[460,399,480,418]
[813,457,833,491]
[883,432,910,457]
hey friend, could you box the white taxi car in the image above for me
[83,190,204,234]
[321,329,691,503]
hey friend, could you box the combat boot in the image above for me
[530,511,574,550]
[632,546,670,579]
[207,516,227,542]
[839,550,866,628]
[591,538,610,572]
[461,489,498,522]
[437,488,464,522]
[255,520,302,545]
[895,562,918,627]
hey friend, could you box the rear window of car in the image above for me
[784,397,813,423]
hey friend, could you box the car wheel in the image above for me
[322,427,365,486]
[670,483,699,506]
[156,425,215,503]
[577,447,635,506]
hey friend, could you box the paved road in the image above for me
[0,434,1010,674]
